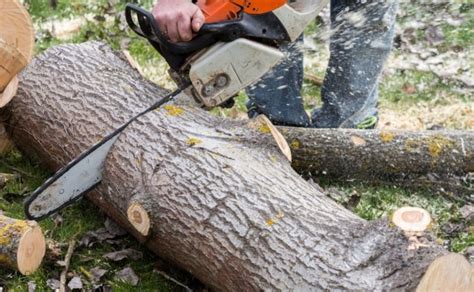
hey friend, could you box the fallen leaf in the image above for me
[103,248,143,261]
[46,240,66,261]
[27,281,36,292]
[79,228,117,247]
[89,267,108,282]
[401,84,417,95]
[114,267,139,286]
[425,25,444,46]
[459,205,473,225]
[104,217,127,237]
[68,276,83,290]
[0,173,18,188]
[52,214,63,228]
[46,279,60,290]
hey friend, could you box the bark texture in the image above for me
[5,42,447,290]
[280,127,474,198]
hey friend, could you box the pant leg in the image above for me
[312,0,399,128]
[246,35,310,127]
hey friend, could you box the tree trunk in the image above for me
[279,127,474,199]
[5,42,447,290]
[0,215,45,275]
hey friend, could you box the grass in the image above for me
[0,153,187,291]
[0,0,472,290]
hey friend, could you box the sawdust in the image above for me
[378,101,473,130]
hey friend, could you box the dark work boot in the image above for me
[312,0,399,128]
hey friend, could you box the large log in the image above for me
[280,127,474,199]
[5,42,447,290]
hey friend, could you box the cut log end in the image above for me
[127,203,150,236]
[0,216,46,275]
[416,253,474,292]
[392,206,432,233]
[17,222,46,275]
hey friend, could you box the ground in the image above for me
[0,0,472,290]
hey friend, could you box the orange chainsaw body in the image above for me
[196,0,287,23]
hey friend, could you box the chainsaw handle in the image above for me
[125,4,221,54]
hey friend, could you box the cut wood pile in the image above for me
[1,41,472,290]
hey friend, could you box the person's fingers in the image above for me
[152,6,168,37]
[191,8,205,32]
[166,21,179,43]
[177,12,192,41]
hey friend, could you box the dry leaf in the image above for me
[103,248,143,261]
[46,279,60,290]
[27,281,36,292]
[68,276,83,290]
[114,267,139,286]
[89,267,108,282]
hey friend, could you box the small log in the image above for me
[417,253,473,292]
[0,215,46,275]
[279,127,474,197]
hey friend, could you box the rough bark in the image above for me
[280,127,474,199]
[5,42,447,290]
[0,215,45,275]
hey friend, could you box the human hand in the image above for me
[152,0,205,43]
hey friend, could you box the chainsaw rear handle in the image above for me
[125,3,290,71]
[125,4,223,54]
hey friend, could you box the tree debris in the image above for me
[114,267,139,286]
[103,248,143,262]
[59,241,75,292]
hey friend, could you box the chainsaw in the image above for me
[24,0,327,220]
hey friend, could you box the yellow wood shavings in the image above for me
[163,105,184,116]
[290,139,301,149]
[380,131,395,143]
[265,212,284,227]
[187,137,202,146]
[427,135,454,158]
[265,218,275,226]
[258,123,271,134]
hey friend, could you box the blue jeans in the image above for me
[246,0,399,128]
